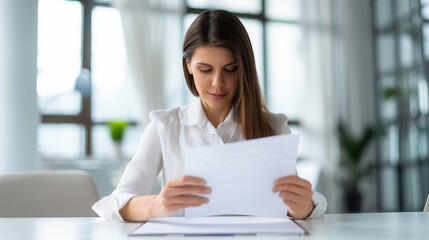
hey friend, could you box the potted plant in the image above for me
[338,122,374,212]
[107,120,129,160]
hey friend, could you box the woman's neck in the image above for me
[202,105,232,128]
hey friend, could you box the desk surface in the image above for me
[1,212,428,240]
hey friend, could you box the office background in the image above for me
[0,0,428,214]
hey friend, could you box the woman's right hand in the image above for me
[150,176,211,218]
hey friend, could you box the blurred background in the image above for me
[1,0,428,214]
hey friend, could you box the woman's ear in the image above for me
[186,59,192,75]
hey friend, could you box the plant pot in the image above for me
[113,142,123,161]
[344,189,362,213]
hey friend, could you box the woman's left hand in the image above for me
[273,175,315,219]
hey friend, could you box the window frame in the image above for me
[40,0,137,157]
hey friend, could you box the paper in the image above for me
[129,216,306,236]
[183,134,300,218]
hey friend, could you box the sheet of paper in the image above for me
[129,216,306,236]
[183,134,300,218]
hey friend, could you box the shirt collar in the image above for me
[179,98,236,129]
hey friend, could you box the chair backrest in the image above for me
[0,170,100,217]
[424,194,429,212]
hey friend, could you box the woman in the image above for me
[93,9,327,221]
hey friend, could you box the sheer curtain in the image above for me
[302,0,375,212]
[113,0,184,125]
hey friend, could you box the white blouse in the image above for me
[92,100,327,221]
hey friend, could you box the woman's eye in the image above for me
[199,68,212,73]
[225,66,238,72]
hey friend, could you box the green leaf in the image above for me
[383,87,399,99]
[337,122,375,184]
[107,120,129,142]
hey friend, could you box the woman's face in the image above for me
[186,46,239,118]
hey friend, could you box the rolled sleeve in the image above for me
[92,192,136,221]
[307,190,327,218]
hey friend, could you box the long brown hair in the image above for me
[182,9,275,139]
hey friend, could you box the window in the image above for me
[372,0,429,211]
[38,0,141,160]
[38,0,82,116]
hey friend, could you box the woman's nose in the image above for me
[211,72,225,87]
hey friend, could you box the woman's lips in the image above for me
[208,92,227,100]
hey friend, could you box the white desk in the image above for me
[1,212,427,239]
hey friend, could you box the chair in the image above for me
[424,194,429,212]
[0,170,100,217]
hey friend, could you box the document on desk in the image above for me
[183,134,300,219]
[129,216,307,236]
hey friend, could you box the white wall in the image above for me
[0,0,39,173]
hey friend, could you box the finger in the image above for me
[167,176,207,187]
[166,201,208,212]
[163,195,209,206]
[163,185,211,197]
[275,176,311,187]
[160,201,206,215]
[276,184,312,196]
[273,176,311,191]
[279,190,313,204]
[273,183,312,193]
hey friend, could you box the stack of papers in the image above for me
[129,216,307,236]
